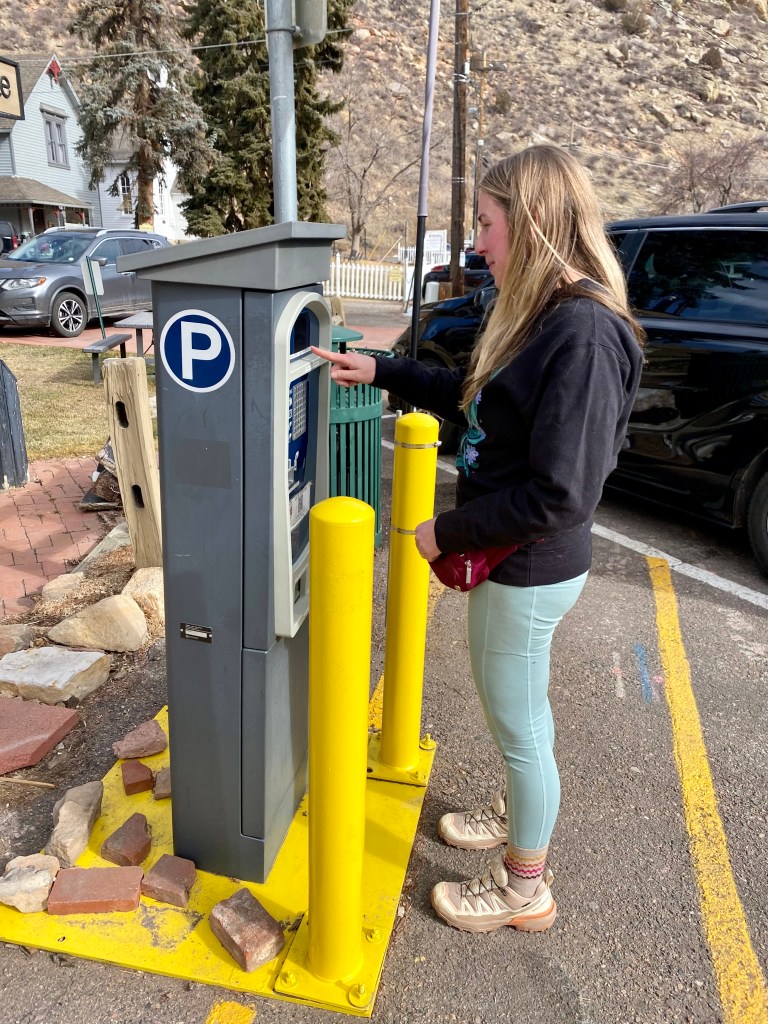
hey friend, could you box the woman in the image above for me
[313,144,644,934]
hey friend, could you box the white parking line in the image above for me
[380,439,768,611]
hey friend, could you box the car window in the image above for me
[90,239,122,265]
[121,237,163,255]
[8,232,93,263]
[627,229,768,325]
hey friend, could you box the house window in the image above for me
[119,173,133,214]
[44,116,68,167]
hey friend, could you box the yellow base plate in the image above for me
[0,710,434,1017]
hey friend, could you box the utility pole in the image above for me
[450,0,469,297]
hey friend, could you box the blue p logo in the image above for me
[160,310,236,393]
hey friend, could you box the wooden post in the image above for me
[103,357,162,568]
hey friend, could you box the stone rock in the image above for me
[121,759,154,795]
[0,624,38,657]
[47,866,143,914]
[0,696,79,775]
[122,567,164,625]
[606,45,626,65]
[113,719,167,759]
[711,18,730,36]
[0,648,112,705]
[649,104,673,127]
[40,572,85,603]
[48,595,147,653]
[209,888,285,972]
[101,813,152,867]
[45,780,104,868]
[0,854,60,913]
[153,766,171,800]
[76,522,131,574]
[141,854,196,908]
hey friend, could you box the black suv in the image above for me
[421,252,489,298]
[389,205,768,575]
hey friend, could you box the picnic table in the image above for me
[114,311,154,359]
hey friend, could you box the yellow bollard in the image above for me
[379,412,439,771]
[307,496,374,982]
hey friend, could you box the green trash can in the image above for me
[329,327,383,546]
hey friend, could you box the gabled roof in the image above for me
[0,53,79,132]
[0,176,91,209]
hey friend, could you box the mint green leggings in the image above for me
[467,573,588,851]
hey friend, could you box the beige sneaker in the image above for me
[437,786,508,850]
[431,853,556,933]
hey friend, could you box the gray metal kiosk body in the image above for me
[120,222,346,882]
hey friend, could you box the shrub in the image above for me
[604,0,628,10]
[621,5,651,33]
[700,46,723,69]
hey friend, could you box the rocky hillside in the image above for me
[329,0,768,239]
[4,0,768,243]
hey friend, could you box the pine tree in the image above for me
[182,0,352,235]
[69,0,215,229]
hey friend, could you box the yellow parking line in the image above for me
[648,557,768,1024]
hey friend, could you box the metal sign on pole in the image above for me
[80,257,106,338]
[0,57,24,121]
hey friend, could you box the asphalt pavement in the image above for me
[1,298,767,1024]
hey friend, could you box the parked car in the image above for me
[0,220,19,254]
[0,227,169,337]
[421,251,489,298]
[387,206,768,575]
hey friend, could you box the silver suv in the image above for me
[0,227,169,337]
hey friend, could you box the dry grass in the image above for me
[0,344,154,461]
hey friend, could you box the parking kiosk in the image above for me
[119,221,346,882]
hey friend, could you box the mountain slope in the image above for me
[4,0,766,239]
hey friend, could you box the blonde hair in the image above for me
[461,144,643,412]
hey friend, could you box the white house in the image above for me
[0,53,95,237]
[0,52,193,242]
[99,128,194,242]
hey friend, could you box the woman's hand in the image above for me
[310,346,376,387]
[415,517,441,562]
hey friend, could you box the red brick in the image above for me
[22,576,46,596]
[2,598,35,618]
[101,813,152,866]
[39,559,71,577]
[0,529,24,544]
[0,696,79,774]
[47,866,143,914]
[141,855,197,908]
[49,533,82,549]
[11,550,39,566]
[121,760,154,795]
[209,888,285,972]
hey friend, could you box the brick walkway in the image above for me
[0,458,108,622]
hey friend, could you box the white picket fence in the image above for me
[325,253,441,302]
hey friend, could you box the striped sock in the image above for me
[504,845,548,897]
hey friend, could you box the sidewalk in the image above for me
[0,458,105,621]
[0,305,402,623]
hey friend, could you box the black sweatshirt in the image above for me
[373,292,643,587]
